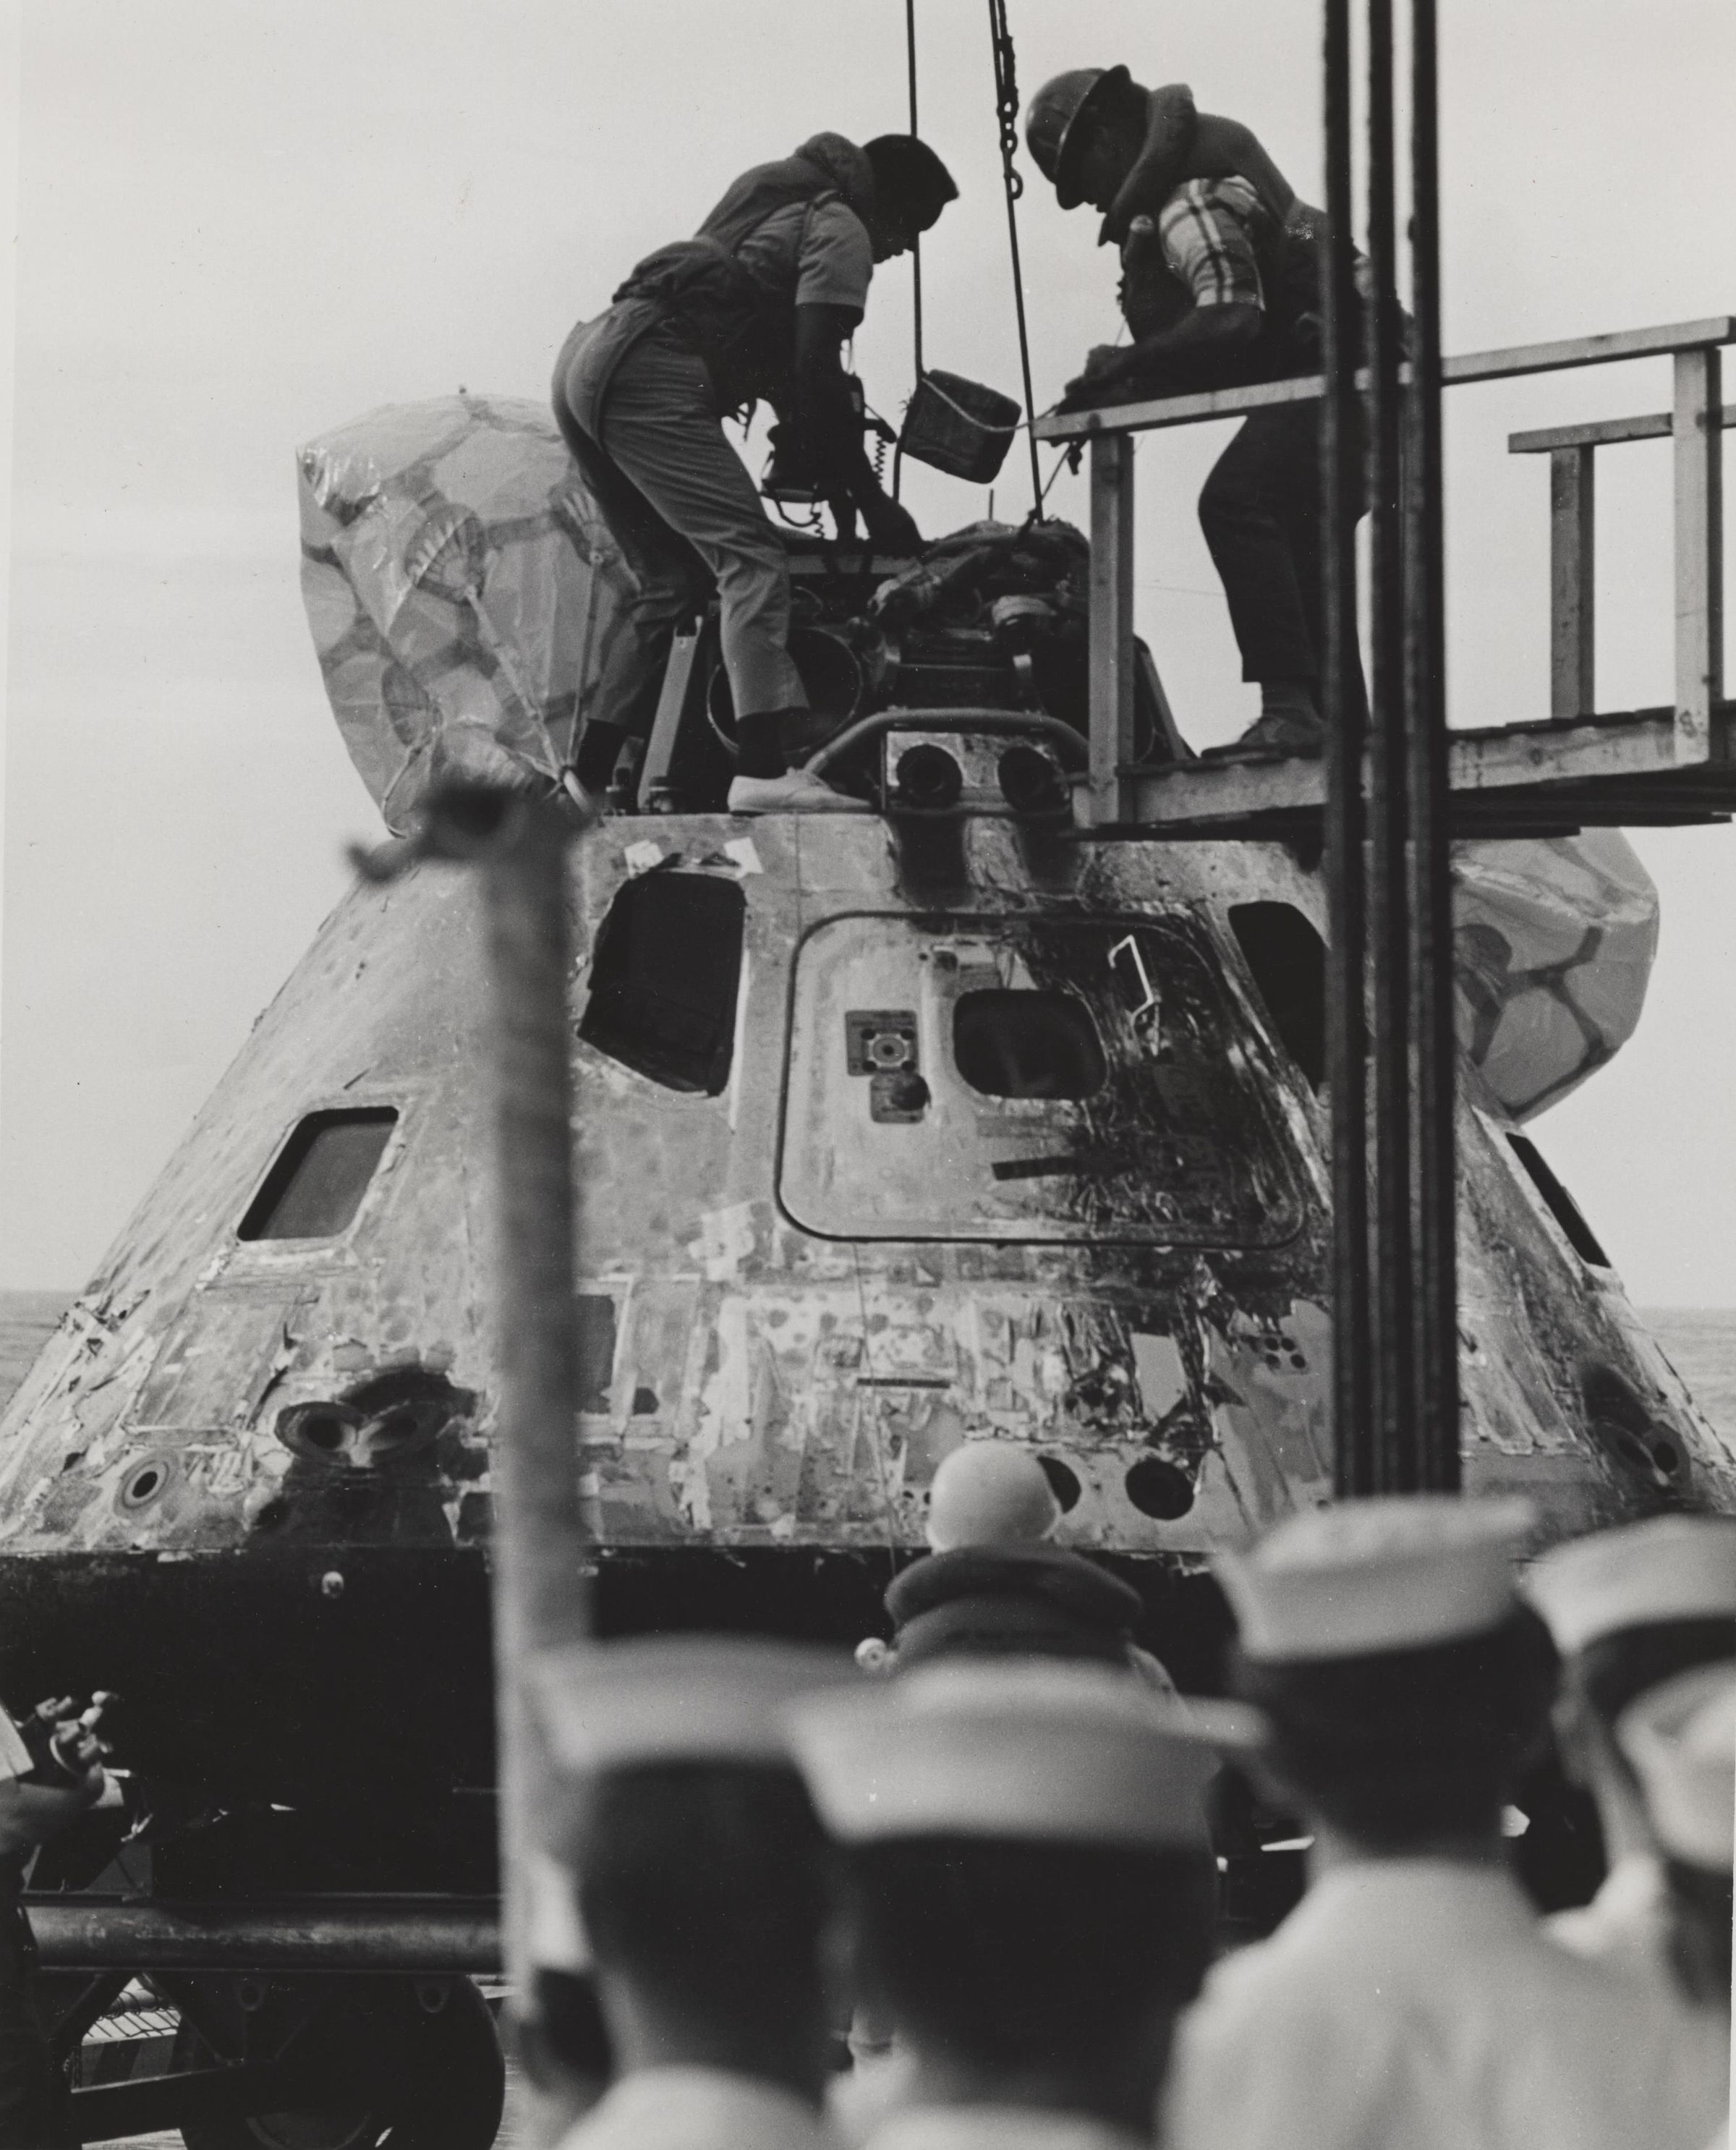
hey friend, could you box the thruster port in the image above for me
[893,743,964,811]
[1123,1454,1196,1521]
[997,744,1068,817]
[118,1457,174,1510]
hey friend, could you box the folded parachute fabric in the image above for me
[1451,830,1659,1120]
[298,395,637,833]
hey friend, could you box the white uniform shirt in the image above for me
[1164,1859,1728,2150]
[1546,1851,1672,1980]
[1547,1852,1731,2121]
[556,2065,834,2150]
[866,2110,1146,2150]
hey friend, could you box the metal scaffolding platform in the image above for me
[1088,700,1736,843]
[1034,315,1731,842]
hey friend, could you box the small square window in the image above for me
[238,1109,399,1242]
[1507,1132,1610,1267]
[1228,902,1327,1091]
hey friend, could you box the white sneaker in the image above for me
[558,769,607,821]
[726,770,872,815]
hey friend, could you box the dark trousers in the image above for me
[1198,403,1368,701]
[552,326,804,741]
[553,387,707,747]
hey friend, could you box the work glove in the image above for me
[863,496,924,556]
[1058,346,1140,411]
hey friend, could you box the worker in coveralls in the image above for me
[554,132,957,815]
[1026,72,1364,761]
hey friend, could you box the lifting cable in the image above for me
[987,0,1044,521]
[906,0,924,381]
[893,0,922,504]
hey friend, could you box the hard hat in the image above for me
[1024,64,1131,211]
[926,1441,1060,1552]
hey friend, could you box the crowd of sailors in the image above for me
[529,1449,1736,2150]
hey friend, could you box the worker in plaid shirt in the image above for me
[1026,69,1366,760]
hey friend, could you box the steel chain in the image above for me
[989,0,1023,199]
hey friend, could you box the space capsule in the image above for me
[0,399,1728,2128]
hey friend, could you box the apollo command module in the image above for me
[0,393,1729,2145]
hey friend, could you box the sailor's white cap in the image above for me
[786,1660,1256,1850]
[1217,1495,1536,1662]
[532,1634,854,1775]
[1616,1660,1736,1871]
[1524,1516,1736,1657]
[926,1441,1060,1552]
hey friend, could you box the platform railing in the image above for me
[1033,315,1732,823]
[1508,391,1733,733]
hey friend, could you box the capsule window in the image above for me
[953,990,1106,1100]
[1507,1133,1611,1267]
[1227,902,1327,1091]
[574,1294,617,1414]
[238,1108,398,1242]
[579,872,746,1096]
[781,913,1303,1246]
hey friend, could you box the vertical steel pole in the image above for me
[480,797,592,2149]
[1366,0,1414,1489]
[1324,0,1373,1497]
[1407,0,1462,1489]
[1087,433,1138,827]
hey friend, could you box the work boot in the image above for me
[1201,681,1326,762]
[726,770,872,814]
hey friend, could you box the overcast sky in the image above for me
[1,0,1734,1301]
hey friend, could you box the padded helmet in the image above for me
[926,1442,1061,1552]
[1024,64,1132,210]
